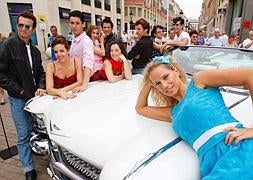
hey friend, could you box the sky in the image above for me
[173,0,203,19]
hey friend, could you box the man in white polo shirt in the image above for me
[162,17,190,48]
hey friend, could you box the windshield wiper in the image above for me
[219,87,249,109]
[219,87,249,96]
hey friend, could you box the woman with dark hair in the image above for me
[46,35,83,99]
[91,41,132,82]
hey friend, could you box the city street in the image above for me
[0,52,50,180]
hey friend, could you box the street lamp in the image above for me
[179,10,183,18]
[129,11,135,30]
[186,19,189,31]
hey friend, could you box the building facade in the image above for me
[225,0,253,42]
[199,0,228,36]
[0,0,124,51]
[124,0,183,36]
[200,0,253,41]
[124,0,167,35]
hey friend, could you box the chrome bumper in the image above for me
[48,141,85,180]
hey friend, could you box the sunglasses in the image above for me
[156,30,164,33]
[17,23,33,31]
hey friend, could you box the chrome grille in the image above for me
[61,147,101,180]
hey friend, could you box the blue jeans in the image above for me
[9,96,35,172]
[132,68,144,75]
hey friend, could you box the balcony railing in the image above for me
[104,3,111,11]
[95,0,101,8]
[81,0,91,5]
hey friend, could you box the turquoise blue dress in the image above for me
[172,80,253,180]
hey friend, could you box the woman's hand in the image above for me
[35,88,46,96]
[100,35,104,44]
[72,85,87,93]
[58,90,76,100]
[119,54,127,62]
[224,127,253,145]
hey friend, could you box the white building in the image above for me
[0,0,124,51]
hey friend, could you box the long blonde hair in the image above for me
[142,55,187,107]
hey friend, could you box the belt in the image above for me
[193,122,239,152]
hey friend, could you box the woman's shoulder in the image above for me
[46,61,55,73]
[192,72,206,89]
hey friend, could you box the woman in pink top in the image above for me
[87,25,105,76]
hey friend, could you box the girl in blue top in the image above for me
[136,56,253,179]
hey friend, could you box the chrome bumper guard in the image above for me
[48,141,101,180]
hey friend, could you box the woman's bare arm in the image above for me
[136,83,171,121]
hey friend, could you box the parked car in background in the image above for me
[25,46,253,180]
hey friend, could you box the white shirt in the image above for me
[207,36,224,47]
[122,33,129,43]
[26,44,36,85]
[173,31,191,46]
[242,38,253,50]
[70,32,95,73]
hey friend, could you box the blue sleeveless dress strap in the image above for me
[171,80,253,179]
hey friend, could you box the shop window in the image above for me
[95,0,102,8]
[81,0,91,5]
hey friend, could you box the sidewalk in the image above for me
[0,51,50,180]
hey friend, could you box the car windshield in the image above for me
[168,46,253,75]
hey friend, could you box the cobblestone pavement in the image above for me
[0,52,50,180]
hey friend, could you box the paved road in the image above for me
[0,52,50,180]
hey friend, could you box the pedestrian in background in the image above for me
[48,25,58,61]
[205,28,224,47]
[225,34,238,48]
[66,31,73,45]
[168,29,175,40]
[242,31,253,50]
[121,31,129,50]
[196,30,205,45]
[0,11,45,180]
[189,30,198,45]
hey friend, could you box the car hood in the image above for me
[25,75,253,172]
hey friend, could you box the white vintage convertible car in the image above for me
[25,46,253,180]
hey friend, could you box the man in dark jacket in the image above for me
[0,11,45,180]
[101,18,119,50]
[128,18,153,74]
